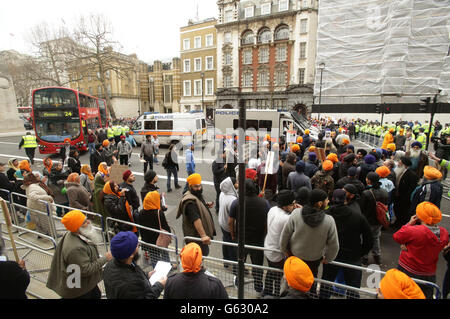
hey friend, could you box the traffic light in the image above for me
[375,104,381,113]
[384,105,391,114]
[420,97,430,112]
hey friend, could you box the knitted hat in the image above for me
[296,160,306,173]
[122,169,132,181]
[110,231,139,260]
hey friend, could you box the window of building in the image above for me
[300,42,307,59]
[105,70,110,79]
[275,25,289,41]
[107,84,111,96]
[205,34,214,47]
[206,56,214,70]
[261,3,271,15]
[194,58,202,71]
[243,72,253,87]
[206,78,214,95]
[164,84,172,103]
[298,68,305,85]
[258,28,271,44]
[259,47,269,63]
[97,85,102,95]
[224,52,232,65]
[88,87,93,95]
[241,30,254,45]
[279,0,289,11]
[300,19,308,34]
[224,9,234,23]
[243,49,252,65]
[194,36,201,49]
[302,0,310,8]
[194,79,202,96]
[276,45,287,61]
[184,59,191,72]
[244,6,254,18]
[183,80,191,96]
[183,38,190,50]
[97,72,101,79]
[258,71,269,87]
[275,69,286,86]
[224,32,232,43]
[224,74,232,88]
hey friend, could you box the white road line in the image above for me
[0,153,215,186]
[0,142,20,145]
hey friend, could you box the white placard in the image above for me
[149,261,172,285]
[266,151,275,175]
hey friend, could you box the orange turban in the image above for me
[304,129,310,135]
[264,134,271,141]
[61,210,87,233]
[187,173,202,186]
[327,153,339,164]
[389,128,395,133]
[64,138,71,144]
[342,138,350,145]
[292,144,300,152]
[67,173,80,183]
[416,202,442,225]
[379,269,425,299]
[387,143,396,152]
[143,191,160,210]
[283,256,314,292]
[322,160,333,171]
[98,162,109,176]
[19,160,31,172]
[376,166,391,178]
[308,146,316,153]
[296,136,303,143]
[181,242,202,273]
[423,166,442,180]
[102,140,110,147]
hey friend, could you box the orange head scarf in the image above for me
[67,173,80,183]
[98,162,109,176]
[81,164,94,181]
[376,166,391,178]
[18,160,31,172]
[61,210,86,233]
[379,269,425,299]
[181,243,203,273]
[423,166,442,180]
[283,256,314,292]
[43,157,53,172]
[322,160,334,171]
[416,202,442,225]
[103,181,117,196]
[143,191,161,210]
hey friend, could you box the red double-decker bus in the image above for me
[31,87,110,154]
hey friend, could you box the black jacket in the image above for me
[164,268,228,299]
[67,157,81,175]
[139,208,170,245]
[103,194,133,232]
[163,151,179,170]
[0,261,30,299]
[120,182,141,212]
[326,204,373,262]
[335,177,365,195]
[212,160,228,186]
[103,259,164,299]
[90,151,105,174]
[0,173,15,201]
[359,187,389,226]
[357,163,378,185]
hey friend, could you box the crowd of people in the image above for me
[1,117,450,300]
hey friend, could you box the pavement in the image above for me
[1,130,449,298]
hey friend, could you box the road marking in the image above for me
[0,142,20,145]
[0,153,215,186]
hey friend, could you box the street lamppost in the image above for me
[137,79,141,115]
[318,62,325,120]
[201,72,205,112]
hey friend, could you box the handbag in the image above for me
[156,210,172,248]
[370,189,390,229]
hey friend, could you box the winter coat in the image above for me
[410,180,443,214]
[286,171,311,192]
[281,155,296,189]
[164,268,228,299]
[139,208,170,245]
[90,151,105,174]
[212,159,228,186]
[103,194,134,232]
[67,157,81,175]
[335,177,365,195]
[326,204,373,262]
[359,186,389,226]
[0,172,15,201]
[48,168,69,205]
[46,232,108,298]
[264,206,291,262]
[279,205,339,262]
[117,140,132,156]
[393,224,449,276]
[357,163,378,185]
[80,173,94,196]
[22,182,55,235]
[218,177,238,232]
[103,259,164,299]
[164,150,179,171]
[65,181,92,211]
[304,161,318,178]
[120,182,141,212]
[310,170,334,198]
[0,260,30,299]
[278,287,310,299]
[140,140,155,160]
[92,175,106,218]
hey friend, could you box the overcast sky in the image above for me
[0,0,218,63]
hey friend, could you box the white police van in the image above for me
[131,111,207,146]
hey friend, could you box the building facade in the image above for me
[180,18,217,118]
[148,58,182,113]
[215,0,318,117]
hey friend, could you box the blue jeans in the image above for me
[166,167,179,190]
[88,143,95,154]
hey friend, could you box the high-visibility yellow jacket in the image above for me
[22,135,37,148]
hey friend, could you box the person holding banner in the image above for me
[0,244,30,299]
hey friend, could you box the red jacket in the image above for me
[393,224,449,276]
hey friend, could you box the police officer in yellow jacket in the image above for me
[19,132,37,165]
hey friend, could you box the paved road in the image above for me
[1,133,449,294]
